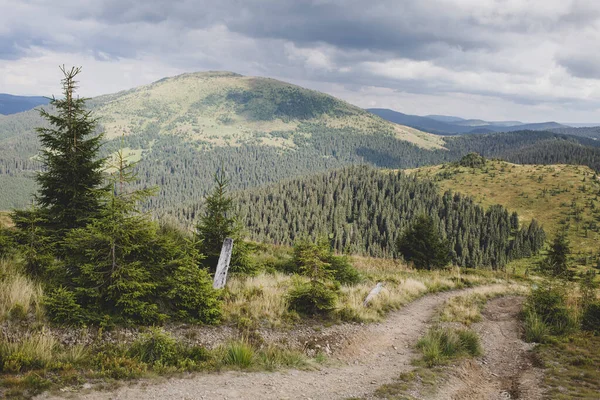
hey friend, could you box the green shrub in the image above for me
[582,302,600,335]
[328,254,361,285]
[417,327,482,367]
[128,329,179,366]
[287,282,338,316]
[222,340,255,368]
[44,287,85,325]
[291,237,360,285]
[524,311,549,342]
[527,283,577,335]
[167,256,222,324]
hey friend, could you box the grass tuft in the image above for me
[417,326,482,367]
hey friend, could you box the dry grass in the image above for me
[440,284,527,325]
[222,273,297,326]
[0,258,43,322]
[0,211,13,228]
[0,329,57,371]
[223,257,505,325]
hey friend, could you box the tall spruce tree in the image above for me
[36,66,105,236]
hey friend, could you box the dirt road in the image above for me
[431,296,544,400]
[39,284,523,400]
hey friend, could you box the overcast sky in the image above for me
[1,0,600,122]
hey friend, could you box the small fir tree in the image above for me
[540,230,571,278]
[195,170,251,274]
[397,215,451,270]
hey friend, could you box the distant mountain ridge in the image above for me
[368,108,567,135]
[0,94,49,115]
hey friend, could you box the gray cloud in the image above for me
[2,0,600,121]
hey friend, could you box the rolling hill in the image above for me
[407,159,600,258]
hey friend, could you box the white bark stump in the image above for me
[213,238,234,289]
[363,282,384,306]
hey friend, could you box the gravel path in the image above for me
[38,284,508,400]
[431,296,545,400]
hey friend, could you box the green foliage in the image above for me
[222,340,255,368]
[128,329,179,366]
[35,67,106,237]
[195,171,253,274]
[61,147,221,324]
[11,207,57,280]
[237,166,544,269]
[166,249,222,324]
[457,152,486,168]
[287,281,338,316]
[290,237,360,285]
[523,310,549,343]
[44,287,85,325]
[417,326,482,367]
[582,303,600,335]
[540,230,571,278]
[397,215,451,270]
[0,227,16,259]
[526,282,577,336]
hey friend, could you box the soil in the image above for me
[430,296,545,400]
[36,286,542,400]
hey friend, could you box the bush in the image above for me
[582,302,600,335]
[291,238,360,285]
[44,287,85,325]
[128,329,179,366]
[287,282,338,316]
[167,256,222,324]
[417,326,482,367]
[527,283,577,335]
[328,254,361,285]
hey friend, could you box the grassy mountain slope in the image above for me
[408,160,600,256]
[90,71,443,149]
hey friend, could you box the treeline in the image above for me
[235,165,545,269]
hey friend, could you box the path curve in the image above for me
[39,284,509,400]
[432,296,544,400]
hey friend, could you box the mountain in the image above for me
[88,71,442,149]
[425,115,465,123]
[2,71,600,220]
[0,94,49,115]
[0,71,446,211]
[368,108,567,135]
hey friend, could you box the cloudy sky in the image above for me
[1,0,600,122]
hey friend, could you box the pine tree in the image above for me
[397,215,451,270]
[36,66,106,237]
